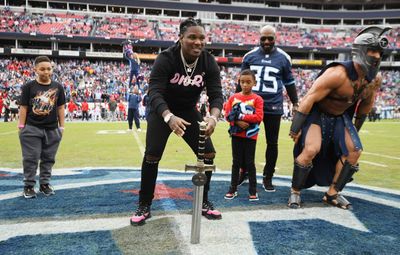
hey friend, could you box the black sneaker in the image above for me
[238,170,248,186]
[202,200,222,220]
[23,185,37,199]
[39,184,55,196]
[262,178,276,192]
[130,203,151,226]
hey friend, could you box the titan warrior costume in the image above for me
[289,26,392,207]
[293,61,364,189]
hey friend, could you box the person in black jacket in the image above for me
[130,18,224,226]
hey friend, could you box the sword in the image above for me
[185,121,215,244]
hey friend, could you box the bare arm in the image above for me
[357,74,382,116]
[290,66,346,142]
[354,74,382,131]
[298,66,346,114]
[205,107,221,137]
[18,106,28,129]
[58,104,65,132]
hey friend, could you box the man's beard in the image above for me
[260,42,275,53]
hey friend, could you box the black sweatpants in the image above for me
[139,109,216,205]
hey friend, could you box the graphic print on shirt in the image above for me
[170,73,204,87]
[250,65,279,93]
[232,98,256,114]
[31,88,58,116]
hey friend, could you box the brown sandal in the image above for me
[323,192,352,210]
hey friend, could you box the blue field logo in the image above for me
[0,168,399,254]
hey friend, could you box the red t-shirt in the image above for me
[81,102,89,112]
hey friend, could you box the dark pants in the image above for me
[129,69,140,87]
[139,109,216,205]
[82,111,89,121]
[231,136,257,194]
[19,125,62,187]
[241,114,281,179]
[4,108,10,122]
[128,108,140,129]
[262,114,281,179]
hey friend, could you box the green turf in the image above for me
[0,120,399,190]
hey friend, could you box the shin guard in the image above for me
[334,161,359,192]
[291,161,313,190]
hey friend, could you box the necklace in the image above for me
[180,48,199,76]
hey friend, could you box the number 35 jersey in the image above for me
[241,47,295,115]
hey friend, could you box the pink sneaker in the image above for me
[202,200,222,220]
[130,204,151,226]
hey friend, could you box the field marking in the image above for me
[363,151,400,160]
[1,173,399,207]
[0,207,370,246]
[132,130,145,156]
[96,130,126,135]
[359,160,387,167]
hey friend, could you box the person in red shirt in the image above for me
[224,69,264,201]
[117,100,126,121]
[67,99,77,121]
[81,99,89,121]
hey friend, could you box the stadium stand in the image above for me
[0,0,399,120]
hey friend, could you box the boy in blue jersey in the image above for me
[238,25,299,191]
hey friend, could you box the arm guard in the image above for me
[285,85,299,104]
[290,111,308,135]
[354,114,367,132]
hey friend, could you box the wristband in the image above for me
[163,113,174,123]
[59,127,65,130]
[290,111,308,135]
[18,124,25,129]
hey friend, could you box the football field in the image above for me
[0,120,399,190]
[0,120,399,254]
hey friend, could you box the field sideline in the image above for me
[0,120,399,190]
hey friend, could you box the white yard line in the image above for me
[132,130,145,156]
[363,151,400,160]
[359,160,388,167]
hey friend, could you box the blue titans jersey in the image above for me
[124,51,140,71]
[241,47,295,115]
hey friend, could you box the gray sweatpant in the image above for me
[19,124,62,187]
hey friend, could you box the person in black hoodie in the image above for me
[130,18,224,226]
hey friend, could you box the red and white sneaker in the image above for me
[202,200,222,220]
[224,186,238,200]
[249,193,259,201]
[130,203,151,226]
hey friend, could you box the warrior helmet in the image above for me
[352,26,392,80]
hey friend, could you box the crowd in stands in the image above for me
[1,8,399,48]
[0,9,92,36]
[1,58,399,122]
